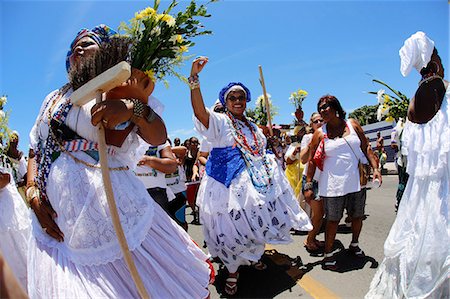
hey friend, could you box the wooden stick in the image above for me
[95,91,150,299]
[258,65,273,136]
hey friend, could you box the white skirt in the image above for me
[366,94,450,299]
[0,183,30,290]
[28,204,211,299]
[27,152,211,298]
[198,155,312,273]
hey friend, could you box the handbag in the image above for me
[344,137,369,187]
[312,138,326,171]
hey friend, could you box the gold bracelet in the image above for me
[26,186,39,204]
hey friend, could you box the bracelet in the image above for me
[26,180,36,189]
[26,186,39,205]
[188,74,200,90]
[304,182,314,191]
[128,98,146,124]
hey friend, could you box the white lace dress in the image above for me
[28,89,211,299]
[194,111,312,273]
[0,162,30,290]
[366,86,450,298]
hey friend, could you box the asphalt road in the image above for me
[187,175,400,298]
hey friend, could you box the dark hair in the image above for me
[189,137,199,144]
[317,94,346,119]
[420,48,439,76]
[415,77,446,108]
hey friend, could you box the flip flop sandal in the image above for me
[251,261,267,270]
[225,274,239,296]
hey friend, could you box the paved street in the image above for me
[187,174,400,298]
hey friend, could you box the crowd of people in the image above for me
[0,25,448,299]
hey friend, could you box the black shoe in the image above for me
[348,245,365,257]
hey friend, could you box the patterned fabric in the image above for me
[218,82,251,106]
[35,85,72,202]
[65,24,117,71]
[205,146,246,188]
[63,139,116,156]
[225,114,273,192]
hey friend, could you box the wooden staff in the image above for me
[71,62,150,299]
[258,65,273,136]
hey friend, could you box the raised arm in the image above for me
[189,57,210,128]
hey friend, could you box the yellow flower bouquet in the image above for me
[119,0,213,83]
[289,89,308,109]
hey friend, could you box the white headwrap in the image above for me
[399,31,435,77]
[223,85,247,101]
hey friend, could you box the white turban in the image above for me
[399,31,435,77]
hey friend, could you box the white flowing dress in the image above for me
[0,162,30,290]
[28,89,210,299]
[194,111,312,273]
[366,86,450,298]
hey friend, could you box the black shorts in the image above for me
[322,189,366,221]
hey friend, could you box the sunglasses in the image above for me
[319,103,331,112]
[313,119,324,124]
[227,95,246,102]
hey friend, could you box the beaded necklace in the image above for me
[419,73,442,86]
[35,84,71,202]
[35,85,128,202]
[226,112,273,191]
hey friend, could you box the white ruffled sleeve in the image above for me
[29,90,59,151]
[193,109,227,143]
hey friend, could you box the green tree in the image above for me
[348,104,379,126]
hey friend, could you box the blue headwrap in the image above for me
[218,82,251,106]
[65,24,117,72]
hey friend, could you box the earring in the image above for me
[336,111,339,117]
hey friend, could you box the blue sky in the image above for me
[1,0,448,152]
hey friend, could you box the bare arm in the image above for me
[190,57,210,128]
[26,150,64,241]
[305,130,323,183]
[91,100,167,146]
[350,118,382,184]
[138,146,177,174]
[0,172,10,189]
[198,151,209,166]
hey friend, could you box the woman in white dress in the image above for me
[188,56,312,295]
[0,154,30,290]
[26,25,211,298]
[366,32,449,299]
